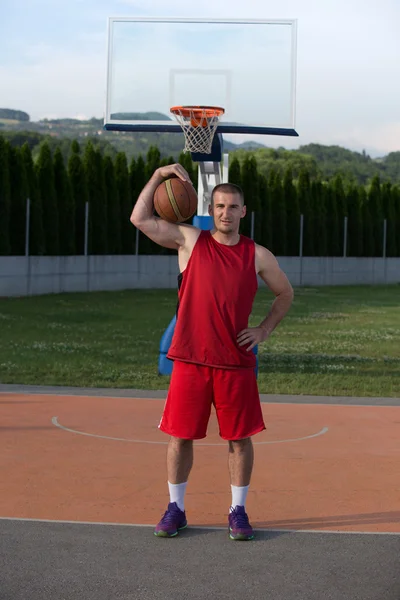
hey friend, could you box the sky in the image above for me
[1,0,399,156]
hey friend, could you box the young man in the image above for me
[130,163,293,540]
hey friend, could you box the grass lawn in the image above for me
[0,285,399,397]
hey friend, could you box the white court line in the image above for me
[51,417,329,446]
[1,390,398,408]
[1,515,400,536]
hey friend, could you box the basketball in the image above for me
[154,177,198,223]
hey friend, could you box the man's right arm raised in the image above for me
[130,163,198,250]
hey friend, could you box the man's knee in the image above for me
[169,436,194,448]
[228,437,252,452]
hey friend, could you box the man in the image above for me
[130,163,293,540]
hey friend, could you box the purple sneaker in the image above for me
[229,505,254,540]
[154,502,188,537]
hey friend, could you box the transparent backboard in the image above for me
[104,17,298,137]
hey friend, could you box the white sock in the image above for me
[168,481,187,512]
[231,484,249,510]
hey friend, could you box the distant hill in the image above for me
[231,144,400,185]
[0,108,29,122]
[1,110,399,185]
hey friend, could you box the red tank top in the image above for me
[167,230,258,369]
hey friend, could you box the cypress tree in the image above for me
[115,152,132,254]
[104,155,121,254]
[283,167,299,256]
[21,143,45,255]
[273,171,287,256]
[297,169,314,256]
[333,174,347,255]
[71,140,80,154]
[54,148,75,255]
[84,142,107,255]
[381,182,397,258]
[146,146,161,180]
[346,183,363,257]
[9,146,28,255]
[0,137,11,255]
[325,181,340,256]
[36,142,59,255]
[178,151,196,184]
[241,156,259,239]
[311,180,327,256]
[360,187,374,257]
[392,185,400,257]
[68,149,88,255]
[258,174,272,250]
[368,175,383,256]
[228,156,242,188]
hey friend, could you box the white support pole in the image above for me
[343,216,348,258]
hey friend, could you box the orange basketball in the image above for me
[154,177,198,223]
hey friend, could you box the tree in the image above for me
[368,175,383,256]
[21,143,45,255]
[283,167,299,256]
[146,146,161,180]
[311,180,327,256]
[84,142,107,254]
[9,146,28,255]
[333,174,347,254]
[68,149,88,255]
[54,148,75,255]
[325,181,340,256]
[0,137,11,255]
[71,140,81,154]
[241,156,259,239]
[115,152,132,254]
[381,181,396,257]
[228,156,241,188]
[297,169,314,256]
[258,174,272,250]
[346,184,363,257]
[360,187,374,257]
[104,155,121,254]
[36,142,59,255]
[269,170,287,255]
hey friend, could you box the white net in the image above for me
[170,106,224,154]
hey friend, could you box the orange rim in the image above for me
[170,105,225,118]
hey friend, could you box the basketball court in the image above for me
[2,14,399,600]
[1,385,399,599]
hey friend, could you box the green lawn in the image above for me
[0,285,399,397]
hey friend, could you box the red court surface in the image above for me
[1,392,399,532]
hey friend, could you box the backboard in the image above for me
[104,17,298,137]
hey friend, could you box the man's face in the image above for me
[208,191,246,234]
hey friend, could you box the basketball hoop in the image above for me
[170,105,225,154]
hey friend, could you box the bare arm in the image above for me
[237,245,294,351]
[130,163,198,250]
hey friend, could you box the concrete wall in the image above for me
[1,255,400,297]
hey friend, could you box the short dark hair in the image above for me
[211,183,244,205]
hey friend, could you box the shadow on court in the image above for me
[254,510,400,530]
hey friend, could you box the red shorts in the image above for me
[158,361,266,441]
